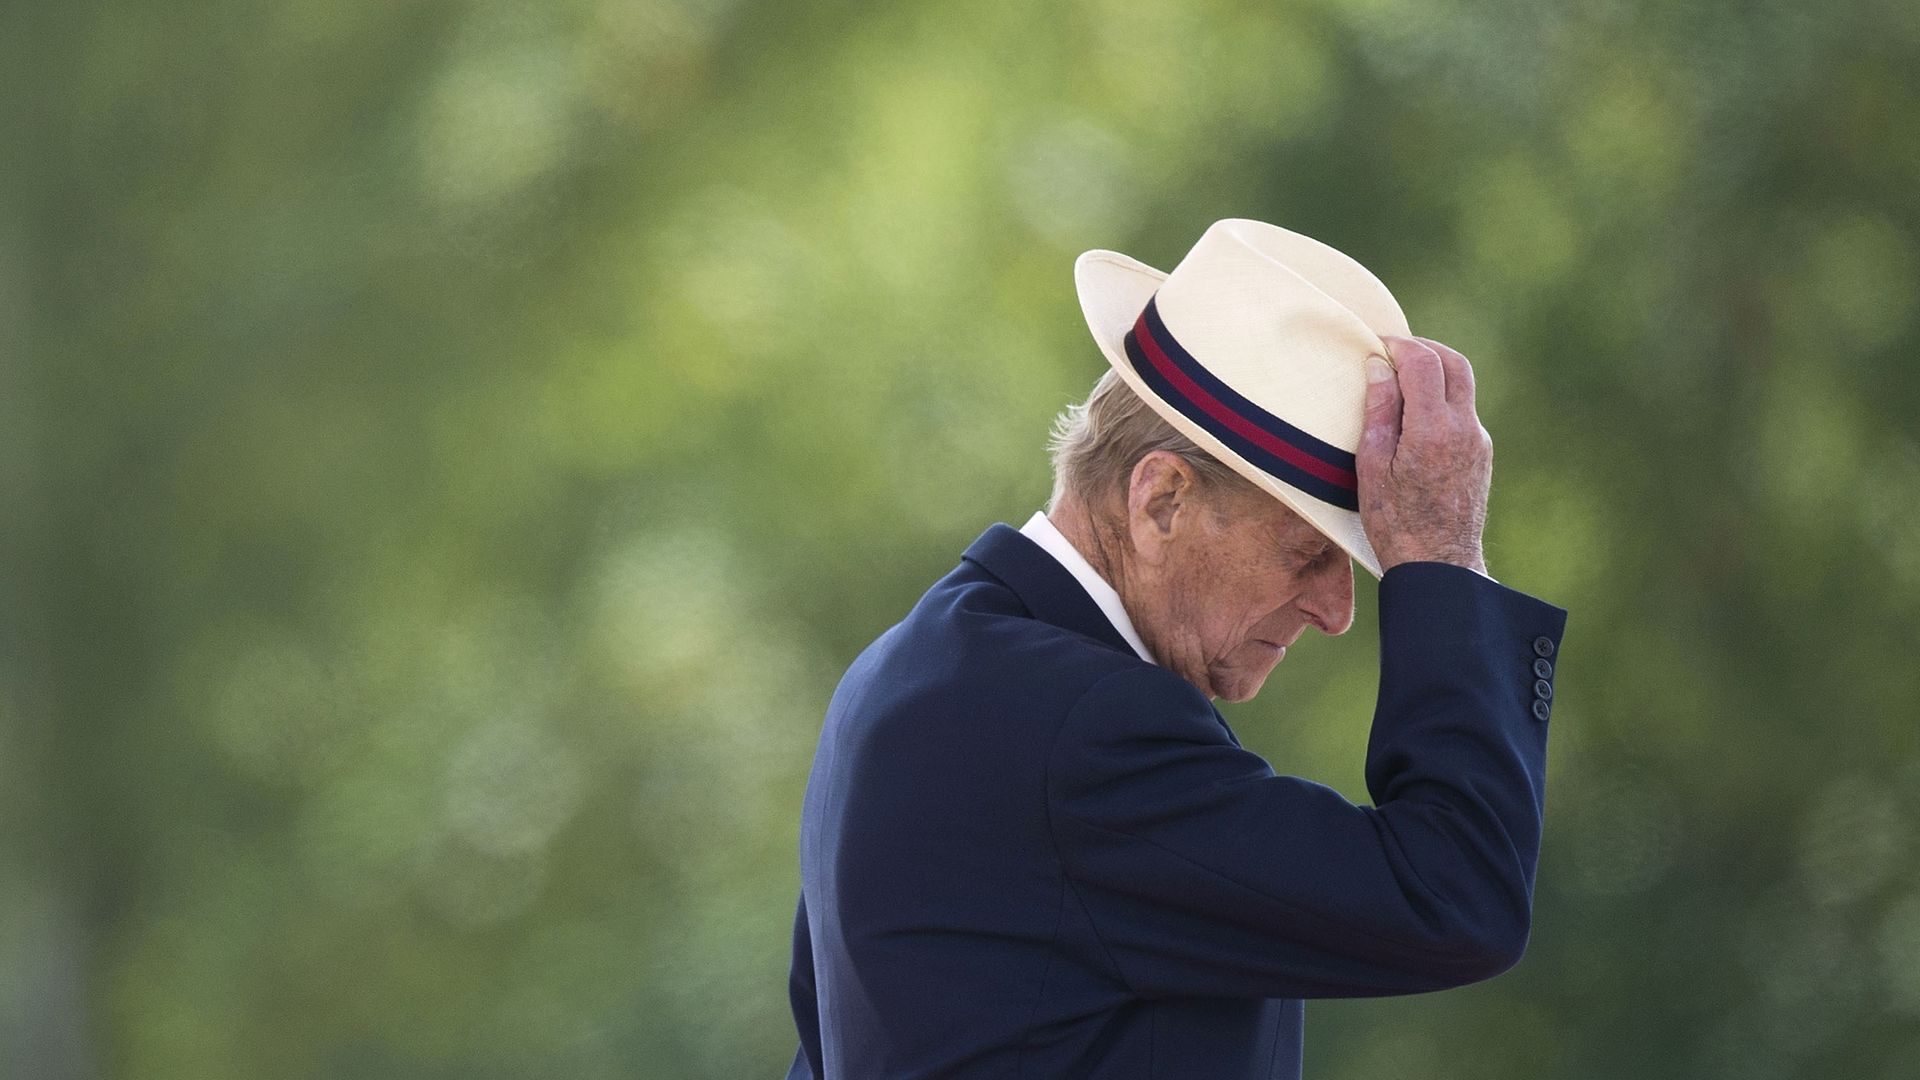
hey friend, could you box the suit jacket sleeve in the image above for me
[1045,561,1568,1000]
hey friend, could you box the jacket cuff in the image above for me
[1377,561,1570,723]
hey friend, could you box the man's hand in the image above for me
[1356,335,1492,577]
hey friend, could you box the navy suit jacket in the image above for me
[784,521,1568,1079]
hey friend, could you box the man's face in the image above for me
[1136,485,1356,703]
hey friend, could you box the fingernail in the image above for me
[1365,355,1392,384]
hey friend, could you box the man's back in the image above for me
[782,522,1568,1079]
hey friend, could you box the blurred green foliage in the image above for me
[3,0,1919,1077]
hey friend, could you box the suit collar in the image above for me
[963,522,1242,743]
[1016,511,1157,663]
[962,522,1142,661]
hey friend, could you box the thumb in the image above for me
[1358,354,1402,463]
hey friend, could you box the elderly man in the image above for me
[781,220,1568,1080]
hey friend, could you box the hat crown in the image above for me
[1149,219,1410,454]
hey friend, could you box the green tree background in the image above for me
[4,0,1918,1077]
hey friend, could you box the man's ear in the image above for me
[1125,452,1194,565]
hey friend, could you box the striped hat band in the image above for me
[1122,293,1359,512]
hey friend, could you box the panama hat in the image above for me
[1073,218,1411,579]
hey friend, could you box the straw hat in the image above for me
[1072,218,1411,579]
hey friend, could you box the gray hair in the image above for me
[1044,369,1257,517]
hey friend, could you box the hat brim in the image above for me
[1073,248,1385,580]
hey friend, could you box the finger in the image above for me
[1381,335,1446,430]
[1414,335,1476,412]
[1356,352,1402,476]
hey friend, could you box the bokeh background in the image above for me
[4,0,1919,1076]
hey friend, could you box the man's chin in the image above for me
[1211,657,1283,703]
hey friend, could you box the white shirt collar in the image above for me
[1017,510,1157,665]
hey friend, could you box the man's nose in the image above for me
[1300,558,1356,636]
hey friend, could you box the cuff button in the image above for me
[1533,657,1553,679]
[1532,698,1552,721]
[1533,636,1556,658]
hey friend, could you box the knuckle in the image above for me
[1402,348,1442,373]
[1390,338,1438,365]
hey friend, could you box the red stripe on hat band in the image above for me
[1131,312,1358,491]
